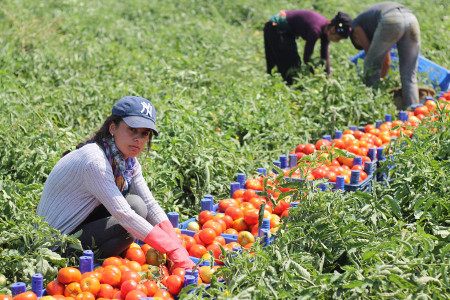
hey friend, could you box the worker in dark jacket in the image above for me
[264,11,352,85]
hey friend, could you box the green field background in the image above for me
[1,0,448,212]
[0,0,449,297]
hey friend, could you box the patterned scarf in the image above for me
[102,137,137,195]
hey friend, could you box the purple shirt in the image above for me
[285,10,330,74]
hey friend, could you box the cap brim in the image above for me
[122,116,159,136]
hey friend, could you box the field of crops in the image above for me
[1,0,449,299]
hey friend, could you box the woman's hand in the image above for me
[144,225,196,271]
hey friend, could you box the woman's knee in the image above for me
[126,194,148,218]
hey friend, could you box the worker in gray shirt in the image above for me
[350,2,420,109]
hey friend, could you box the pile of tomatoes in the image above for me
[184,181,285,238]
[286,115,422,185]
[412,97,449,122]
[177,211,247,263]
[1,239,223,300]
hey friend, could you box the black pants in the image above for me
[71,194,148,258]
[263,22,301,85]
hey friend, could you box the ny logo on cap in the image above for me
[140,102,153,118]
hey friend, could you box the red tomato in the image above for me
[102,257,122,268]
[165,275,184,295]
[302,143,316,155]
[125,248,146,266]
[215,218,227,232]
[214,235,226,246]
[142,280,157,297]
[346,145,361,155]
[331,139,345,149]
[364,124,375,133]
[296,152,306,160]
[248,197,264,210]
[124,290,147,300]
[188,244,207,258]
[153,289,174,300]
[97,284,115,299]
[182,235,196,252]
[64,282,82,298]
[58,267,82,284]
[217,199,237,213]
[12,292,37,300]
[206,243,224,265]
[311,167,326,179]
[220,214,233,229]
[325,170,337,182]
[243,189,259,202]
[46,280,65,296]
[198,228,217,244]
[244,178,263,190]
[315,139,331,151]
[353,130,365,140]
[414,105,429,116]
[171,268,186,278]
[224,206,244,221]
[295,144,306,153]
[243,208,259,225]
[198,210,214,225]
[232,217,249,232]
[231,189,245,199]
[202,220,223,235]
[100,265,121,287]
[75,291,95,300]
[80,277,101,296]
[120,271,141,286]
[360,170,368,181]
[120,280,138,298]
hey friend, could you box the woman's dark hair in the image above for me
[330,12,352,38]
[63,114,153,162]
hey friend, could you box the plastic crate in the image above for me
[286,174,373,193]
[350,46,450,92]
[285,159,375,194]
[344,174,372,193]
[178,217,198,230]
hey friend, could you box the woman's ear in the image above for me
[109,122,116,136]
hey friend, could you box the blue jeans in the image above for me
[364,7,420,109]
[72,194,148,258]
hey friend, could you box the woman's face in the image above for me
[109,121,151,159]
[327,27,343,43]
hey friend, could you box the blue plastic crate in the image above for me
[344,174,372,193]
[179,217,198,230]
[285,174,373,193]
[350,46,450,92]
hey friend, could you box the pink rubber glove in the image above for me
[144,226,196,270]
[156,220,183,246]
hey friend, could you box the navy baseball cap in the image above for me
[112,96,159,136]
